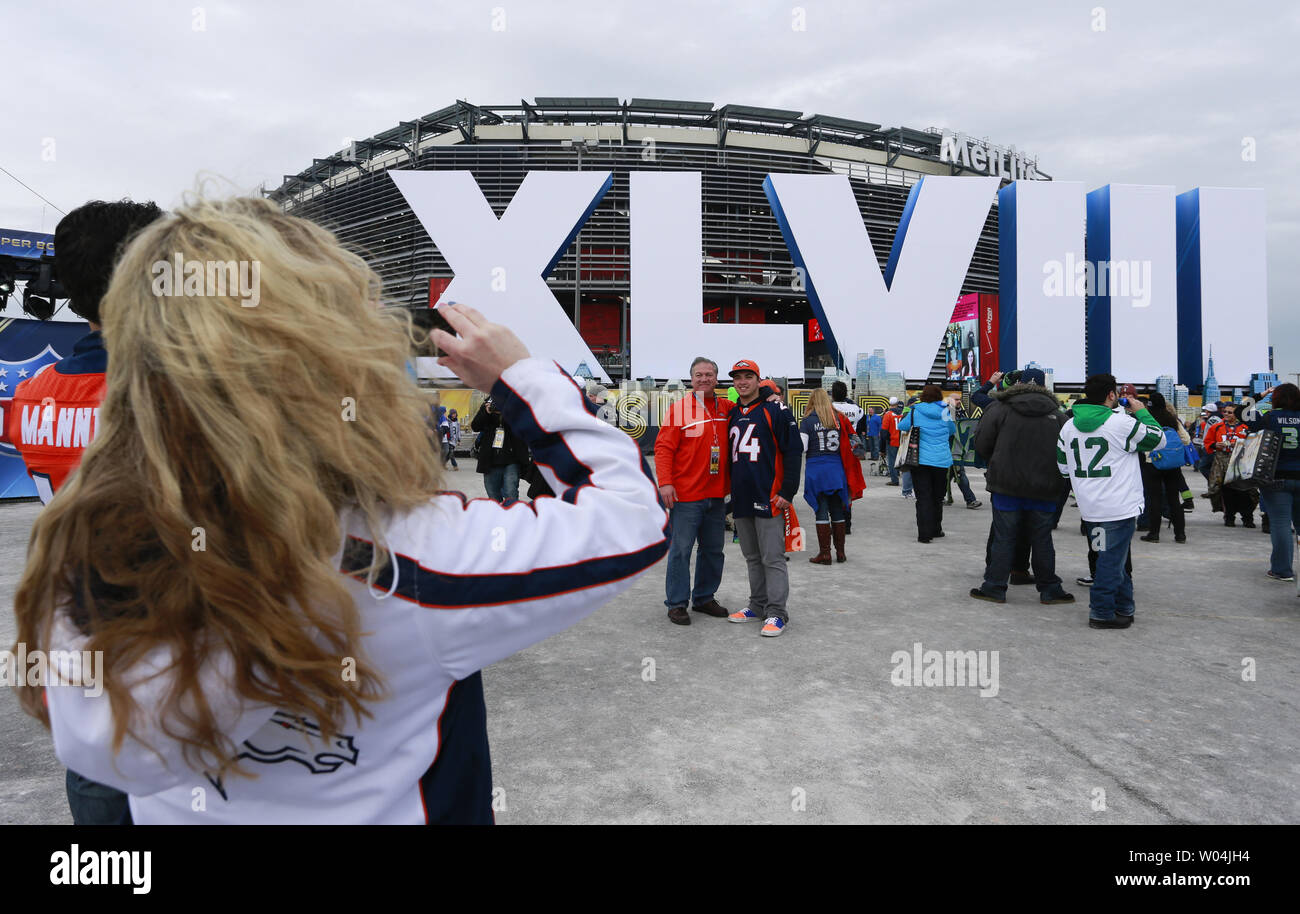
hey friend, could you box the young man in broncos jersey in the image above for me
[725,360,802,636]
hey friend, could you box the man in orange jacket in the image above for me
[654,356,734,625]
[880,397,912,495]
[1203,402,1255,526]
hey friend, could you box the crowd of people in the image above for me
[2,193,1295,825]
[648,360,1298,634]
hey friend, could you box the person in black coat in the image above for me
[471,397,531,505]
[970,369,1073,604]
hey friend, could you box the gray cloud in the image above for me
[3,0,1295,380]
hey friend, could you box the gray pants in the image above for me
[734,514,789,622]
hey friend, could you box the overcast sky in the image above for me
[3,0,1296,383]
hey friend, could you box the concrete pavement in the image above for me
[2,464,1297,824]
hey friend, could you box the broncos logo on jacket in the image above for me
[204,712,360,801]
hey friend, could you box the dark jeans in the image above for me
[982,508,1063,597]
[1142,462,1185,538]
[886,443,900,483]
[1084,517,1137,621]
[67,769,130,825]
[986,520,1031,573]
[947,464,978,504]
[483,462,521,505]
[1083,519,1132,578]
[911,465,947,539]
[663,497,726,609]
[1258,479,1300,577]
[815,493,845,523]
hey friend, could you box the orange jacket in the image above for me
[2,332,106,503]
[881,409,903,447]
[837,413,866,500]
[654,392,733,501]
[1204,420,1247,452]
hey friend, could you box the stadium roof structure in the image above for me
[266,97,1049,204]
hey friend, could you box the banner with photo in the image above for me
[943,293,980,382]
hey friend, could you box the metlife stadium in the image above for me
[267,97,1048,382]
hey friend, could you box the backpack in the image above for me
[1149,427,1190,470]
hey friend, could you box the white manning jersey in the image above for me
[1057,406,1163,522]
[45,358,669,824]
[832,400,864,431]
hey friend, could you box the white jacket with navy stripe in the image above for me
[44,359,669,823]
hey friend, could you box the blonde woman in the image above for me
[798,388,864,563]
[13,197,668,824]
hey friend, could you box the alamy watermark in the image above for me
[1,643,103,697]
[50,844,150,894]
[890,641,999,697]
[1043,253,1152,308]
[151,253,261,307]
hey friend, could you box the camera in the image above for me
[0,253,64,320]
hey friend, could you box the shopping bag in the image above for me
[782,503,805,552]
[1226,430,1281,491]
[901,421,921,468]
[894,427,912,469]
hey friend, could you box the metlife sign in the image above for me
[939,131,1042,182]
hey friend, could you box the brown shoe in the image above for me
[809,524,833,564]
[691,599,729,618]
[667,606,690,625]
[831,521,847,563]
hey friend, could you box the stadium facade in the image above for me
[268,98,1049,383]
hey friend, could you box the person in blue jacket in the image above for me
[866,406,883,461]
[898,385,959,543]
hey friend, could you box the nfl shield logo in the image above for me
[0,343,63,459]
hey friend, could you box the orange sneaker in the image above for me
[760,617,786,637]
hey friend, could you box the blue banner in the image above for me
[0,229,55,260]
[0,317,90,499]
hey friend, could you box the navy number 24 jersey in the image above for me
[728,399,802,518]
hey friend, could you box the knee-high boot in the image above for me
[809,524,833,565]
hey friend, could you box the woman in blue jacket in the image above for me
[1248,383,1300,581]
[898,385,958,543]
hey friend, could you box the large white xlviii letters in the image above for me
[1085,184,1177,379]
[998,181,1086,381]
[1176,188,1268,387]
[763,174,999,379]
[630,172,803,379]
[389,169,614,381]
